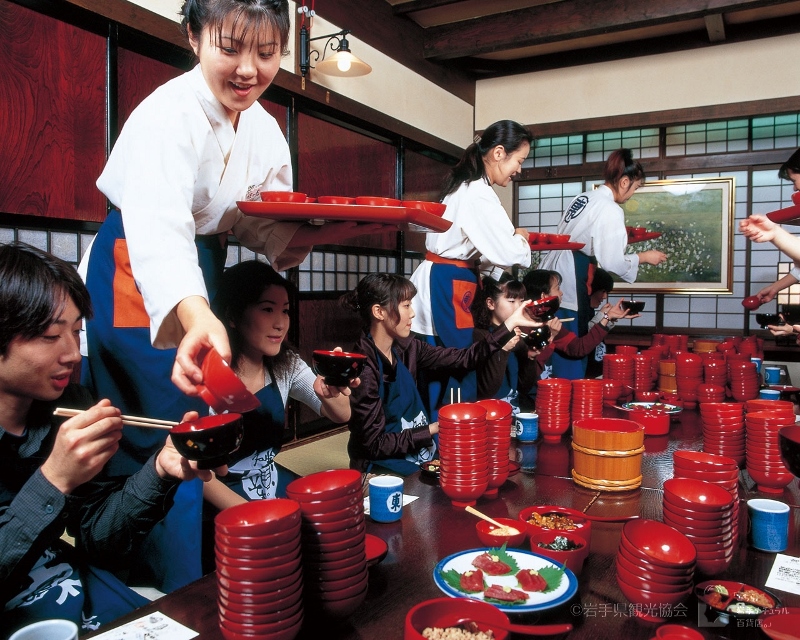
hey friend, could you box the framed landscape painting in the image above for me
[615,177,735,294]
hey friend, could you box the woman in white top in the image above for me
[409,120,532,415]
[539,148,667,378]
[78,0,384,591]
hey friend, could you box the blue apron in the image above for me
[370,342,437,476]
[549,251,593,380]
[420,263,478,418]
[217,370,298,500]
[4,548,147,635]
[81,210,225,592]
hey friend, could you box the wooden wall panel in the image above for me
[403,147,450,254]
[0,0,106,221]
[259,99,287,136]
[118,48,182,132]
[296,112,397,250]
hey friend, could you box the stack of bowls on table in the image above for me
[476,399,513,499]
[693,339,722,355]
[602,379,623,407]
[616,519,696,622]
[615,345,638,356]
[746,399,795,414]
[633,353,655,393]
[437,403,489,507]
[662,478,735,575]
[699,402,746,466]
[285,469,368,620]
[535,378,572,442]
[604,355,635,401]
[729,360,760,401]
[744,410,796,493]
[571,417,645,491]
[571,378,604,420]
[672,451,740,543]
[215,498,304,640]
[675,353,703,408]
[696,383,726,403]
[657,359,677,395]
[703,358,728,389]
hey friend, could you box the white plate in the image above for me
[432,547,578,614]
[619,401,683,415]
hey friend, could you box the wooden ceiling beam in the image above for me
[422,0,798,60]
[392,0,468,15]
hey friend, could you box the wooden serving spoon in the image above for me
[464,506,508,529]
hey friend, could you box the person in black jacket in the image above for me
[340,273,535,474]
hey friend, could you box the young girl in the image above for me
[518,269,630,389]
[341,273,535,475]
[205,260,354,567]
[471,276,533,412]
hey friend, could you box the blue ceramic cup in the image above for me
[759,388,781,400]
[514,412,539,442]
[748,498,790,552]
[514,442,538,471]
[764,366,783,385]
[368,475,403,523]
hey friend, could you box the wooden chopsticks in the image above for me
[54,408,178,430]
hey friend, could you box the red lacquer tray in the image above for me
[237,201,452,233]
[627,232,662,243]
[529,242,586,252]
[766,204,800,225]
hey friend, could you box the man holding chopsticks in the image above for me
[0,242,222,635]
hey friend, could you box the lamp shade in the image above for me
[316,50,371,77]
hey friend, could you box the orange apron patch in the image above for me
[452,280,477,330]
[112,239,150,328]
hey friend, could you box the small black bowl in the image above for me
[621,300,646,314]
[526,295,560,322]
[522,325,551,351]
[781,304,800,325]
[779,425,800,477]
[170,413,243,469]
[311,350,367,386]
[755,313,783,328]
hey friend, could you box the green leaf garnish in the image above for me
[486,543,520,574]
[440,568,464,591]
[538,565,566,593]
[484,595,527,605]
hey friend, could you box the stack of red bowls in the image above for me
[215,499,304,640]
[746,399,795,414]
[696,383,725,403]
[285,469,368,620]
[744,410,796,493]
[675,353,703,407]
[672,451,740,543]
[476,399,512,499]
[616,519,695,622]
[603,355,635,399]
[699,402,745,466]
[438,403,489,507]
[633,353,654,393]
[571,379,604,420]
[728,360,760,401]
[703,359,727,389]
[662,478,735,575]
[535,379,572,442]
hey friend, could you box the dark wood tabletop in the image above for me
[88,406,800,640]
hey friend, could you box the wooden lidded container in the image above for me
[571,418,645,490]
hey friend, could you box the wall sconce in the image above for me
[299,24,371,79]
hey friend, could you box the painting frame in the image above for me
[614,177,735,295]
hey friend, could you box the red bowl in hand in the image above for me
[741,295,762,310]
[171,413,243,469]
[198,348,260,413]
[311,350,367,387]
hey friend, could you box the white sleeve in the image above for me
[593,207,639,283]
[460,185,531,269]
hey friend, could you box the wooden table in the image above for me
[88,407,800,639]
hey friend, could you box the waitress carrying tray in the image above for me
[237,201,453,234]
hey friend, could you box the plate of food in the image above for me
[420,459,440,479]
[433,545,578,613]
[695,580,780,621]
[619,401,683,415]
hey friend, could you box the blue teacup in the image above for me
[764,366,783,385]
[748,498,790,552]
[368,475,403,523]
[514,412,539,442]
[759,388,781,401]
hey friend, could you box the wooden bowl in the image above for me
[572,417,645,451]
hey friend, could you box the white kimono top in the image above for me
[409,178,531,335]
[540,184,639,312]
[83,65,308,349]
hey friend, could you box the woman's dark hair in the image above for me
[180,0,290,57]
[471,275,526,329]
[211,260,297,377]
[603,148,645,188]
[441,120,534,199]
[779,148,800,181]
[340,273,417,329]
[0,242,92,356]
[590,268,614,294]
[522,269,562,300]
